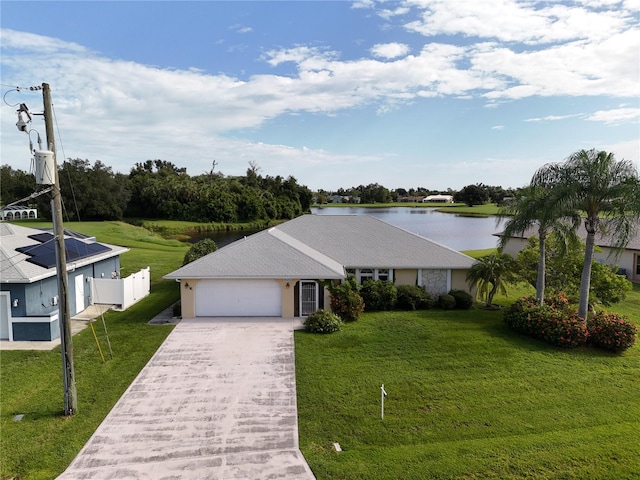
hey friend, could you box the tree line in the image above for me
[1,159,313,223]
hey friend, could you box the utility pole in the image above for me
[42,82,77,415]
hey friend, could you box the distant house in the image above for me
[1,205,37,221]
[165,215,477,318]
[327,195,361,204]
[496,222,640,283]
[423,195,454,203]
[0,223,148,342]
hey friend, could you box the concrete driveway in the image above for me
[57,317,315,480]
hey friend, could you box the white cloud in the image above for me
[370,42,410,59]
[586,107,640,124]
[402,0,633,44]
[525,114,583,122]
[491,125,504,130]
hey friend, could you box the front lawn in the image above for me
[295,306,640,479]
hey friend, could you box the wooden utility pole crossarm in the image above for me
[42,82,78,415]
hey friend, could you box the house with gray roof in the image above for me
[496,220,640,283]
[165,215,477,318]
[1,222,129,341]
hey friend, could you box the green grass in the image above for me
[1,221,187,479]
[295,302,640,479]
[436,203,500,216]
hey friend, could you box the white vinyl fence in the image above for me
[90,267,150,311]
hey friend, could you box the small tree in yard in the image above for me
[466,253,518,308]
[183,238,218,266]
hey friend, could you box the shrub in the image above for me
[172,301,181,318]
[360,280,397,311]
[438,294,456,310]
[448,289,474,310]
[503,295,588,348]
[396,285,434,310]
[304,309,342,334]
[329,283,365,322]
[587,312,637,353]
[182,238,218,266]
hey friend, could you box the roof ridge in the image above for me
[269,227,344,276]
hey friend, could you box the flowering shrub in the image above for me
[587,312,637,353]
[329,283,365,322]
[396,285,435,310]
[304,309,342,334]
[504,295,587,348]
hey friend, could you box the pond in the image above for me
[202,207,504,251]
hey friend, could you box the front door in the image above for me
[300,281,318,317]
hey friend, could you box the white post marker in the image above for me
[381,384,387,419]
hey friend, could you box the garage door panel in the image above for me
[195,280,281,317]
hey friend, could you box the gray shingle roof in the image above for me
[278,215,475,269]
[165,214,475,280]
[165,227,345,280]
[0,222,128,283]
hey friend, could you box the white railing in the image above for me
[90,267,150,311]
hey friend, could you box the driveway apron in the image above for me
[57,317,315,479]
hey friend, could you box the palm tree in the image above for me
[497,185,579,305]
[533,149,640,320]
[466,253,518,308]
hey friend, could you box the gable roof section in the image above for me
[165,227,345,280]
[277,215,475,269]
[0,222,128,283]
[165,214,475,281]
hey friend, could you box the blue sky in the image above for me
[1,1,638,191]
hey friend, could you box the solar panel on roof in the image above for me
[18,238,112,269]
[28,233,54,243]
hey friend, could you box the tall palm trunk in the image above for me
[536,229,546,305]
[578,220,597,320]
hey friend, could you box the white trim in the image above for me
[0,292,11,341]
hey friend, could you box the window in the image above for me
[378,269,390,282]
[359,268,374,284]
[636,255,640,275]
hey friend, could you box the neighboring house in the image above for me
[0,222,144,342]
[496,222,640,283]
[1,205,37,221]
[165,215,477,318]
[423,195,454,203]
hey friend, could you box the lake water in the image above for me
[311,207,504,251]
[204,207,504,251]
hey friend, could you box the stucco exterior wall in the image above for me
[279,279,298,318]
[451,269,475,297]
[180,280,197,318]
[394,269,418,286]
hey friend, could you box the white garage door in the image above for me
[195,279,282,317]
